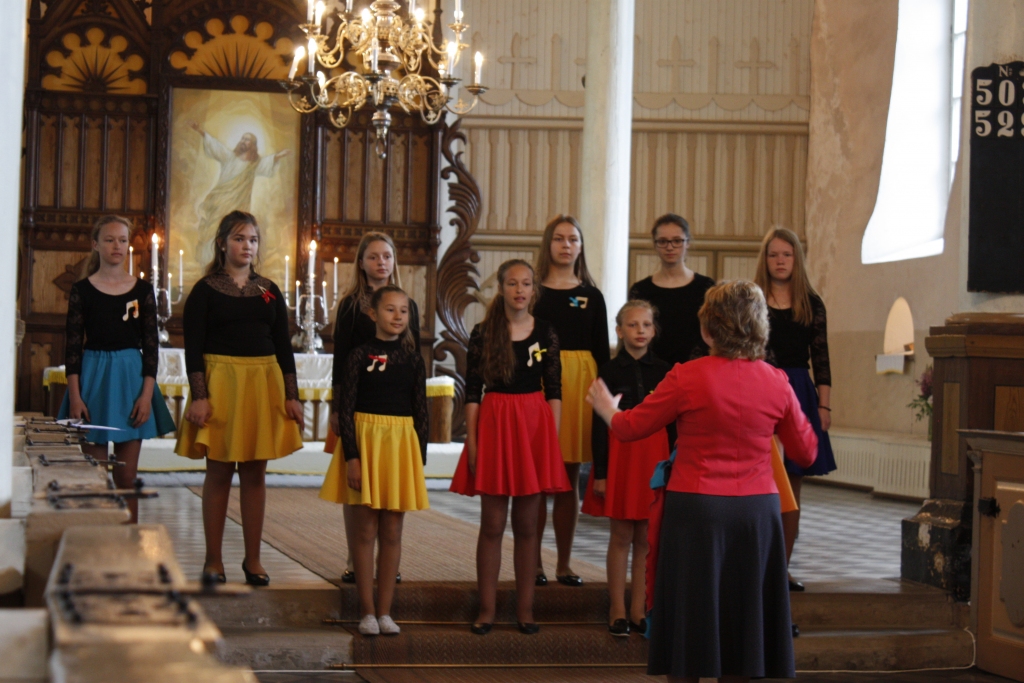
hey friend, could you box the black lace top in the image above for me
[64,278,159,378]
[591,350,675,480]
[464,318,561,404]
[336,337,428,463]
[330,291,421,393]
[532,284,611,368]
[629,273,716,365]
[766,293,831,387]
[182,271,298,401]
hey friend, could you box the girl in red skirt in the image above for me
[450,259,570,635]
[581,300,674,637]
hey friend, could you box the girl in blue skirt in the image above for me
[60,215,175,522]
[755,227,836,591]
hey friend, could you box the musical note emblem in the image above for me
[526,342,546,367]
[122,300,139,321]
[366,354,388,372]
[568,296,589,309]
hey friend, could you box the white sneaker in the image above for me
[377,615,401,635]
[358,614,379,635]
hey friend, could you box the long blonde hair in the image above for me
[204,211,262,276]
[81,215,132,280]
[754,227,817,326]
[480,259,537,387]
[534,215,596,287]
[614,299,659,356]
[340,231,402,316]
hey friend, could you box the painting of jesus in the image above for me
[168,88,300,298]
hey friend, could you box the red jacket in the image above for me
[610,355,817,496]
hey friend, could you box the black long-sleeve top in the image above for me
[629,273,716,366]
[590,350,676,480]
[532,284,610,368]
[337,337,428,463]
[330,291,420,405]
[464,318,561,404]
[64,278,160,378]
[182,271,298,400]
[766,293,831,386]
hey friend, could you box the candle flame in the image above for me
[151,233,159,244]
[309,240,318,250]
[334,256,339,263]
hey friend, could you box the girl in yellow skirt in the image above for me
[175,211,305,586]
[319,285,429,636]
[326,232,418,585]
[531,215,609,587]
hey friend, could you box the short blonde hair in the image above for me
[698,280,769,361]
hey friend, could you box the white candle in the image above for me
[414,7,425,24]
[289,46,305,80]
[446,41,458,76]
[285,255,290,299]
[178,250,183,290]
[371,38,379,72]
[307,37,317,74]
[150,233,159,292]
[361,8,372,24]
[333,256,339,301]
[128,246,133,275]
[345,0,352,13]
[307,0,314,22]
[315,1,325,27]
[409,0,416,16]
[308,240,317,281]
[473,51,483,86]
[296,280,301,323]
[168,271,172,293]
[454,0,463,22]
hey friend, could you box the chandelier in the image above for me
[282,0,487,159]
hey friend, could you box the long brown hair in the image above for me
[534,215,596,287]
[340,231,402,316]
[204,211,262,276]
[754,227,816,326]
[369,285,417,353]
[81,215,133,280]
[480,259,537,387]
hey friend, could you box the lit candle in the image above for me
[307,37,317,74]
[473,51,483,86]
[178,250,183,290]
[333,256,339,301]
[307,0,314,23]
[361,8,372,24]
[446,41,458,76]
[289,46,305,81]
[308,240,317,281]
[409,0,416,17]
[296,280,301,324]
[345,0,352,13]
[314,1,325,27]
[284,255,290,299]
[168,271,172,294]
[150,233,159,293]
[128,246,133,275]
[414,7,425,24]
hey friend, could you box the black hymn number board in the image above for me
[969,62,1024,293]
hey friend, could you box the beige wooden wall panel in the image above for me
[463,247,539,332]
[324,262,429,330]
[30,251,85,315]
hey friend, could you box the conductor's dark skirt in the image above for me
[647,492,795,679]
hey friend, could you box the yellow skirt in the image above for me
[174,355,304,462]
[558,350,597,464]
[772,437,798,514]
[319,412,429,512]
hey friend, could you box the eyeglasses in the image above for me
[654,238,688,249]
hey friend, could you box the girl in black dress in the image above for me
[754,227,836,591]
[327,231,419,584]
[629,214,715,366]
[532,215,609,587]
[175,211,305,585]
[60,215,175,523]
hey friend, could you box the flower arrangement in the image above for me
[908,364,933,424]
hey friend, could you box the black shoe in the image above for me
[517,622,540,635]
[629,618,647,635]
[396,572,402,584]
[241,561,270,587]
[788,579,805,592]
[341,570,356,584]
[470,622,493,635]
[556,574,583,587]
[201,568,226,586]
[608,619,629,637]
[792,623,800,638]
[535,573,548,587]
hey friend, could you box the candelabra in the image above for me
[155,282,184,348]
[281,0,487,159]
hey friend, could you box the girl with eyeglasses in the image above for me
[628,214,715,367]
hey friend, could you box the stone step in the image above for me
[215,627,353,671]
[794,628,975,670]
[790,580,964,630]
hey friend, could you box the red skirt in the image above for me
[581,429,669,520]
[450,391,570,497]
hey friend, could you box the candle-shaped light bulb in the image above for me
[307,0,314,22]
[289,45,305,80]
[473,51,483,85]
[345,0,352,13]
[317,71,326,90]
[454,0,463,22]
[361,8,372,24]
[308,240,317,282]
[409,0,416,16]
[414,7,425,24]
[314,1,325,27]
[307,37,317,74]
[371,37,380,72]
[446,41,458,74]
[129,246,134,275]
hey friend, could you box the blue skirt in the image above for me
[58,348,176,444]
[782,367,836,476]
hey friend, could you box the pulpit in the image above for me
[903,313,1024,598]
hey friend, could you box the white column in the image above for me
[0,6,27,516]
[579,0,635,339]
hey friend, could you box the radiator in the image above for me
[827,429,931,500]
